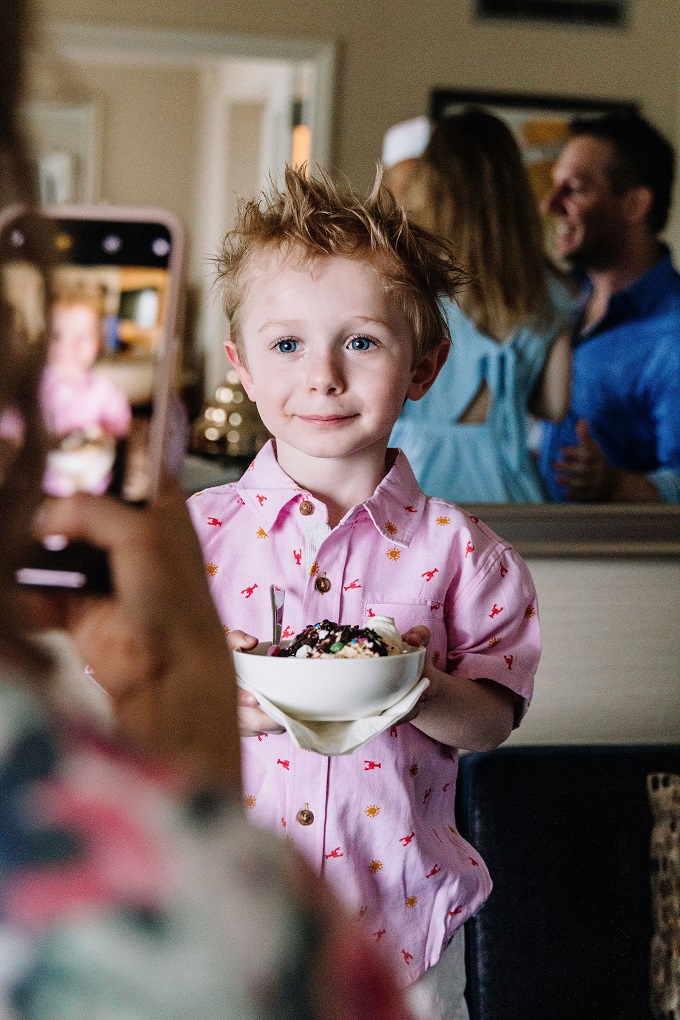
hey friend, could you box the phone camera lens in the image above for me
[102,233,122,254]
[152,237,170,257]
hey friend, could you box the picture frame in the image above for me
[429,89,638,208]
[475,0,627,28]
[20,101,102,205]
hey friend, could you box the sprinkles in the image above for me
[276,620,391,659]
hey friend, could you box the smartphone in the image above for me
[1,204,184,592]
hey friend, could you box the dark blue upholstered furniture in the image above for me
[455,744,680,1020]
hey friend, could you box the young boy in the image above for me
[41,295,131,495]
[189,167,540,1020]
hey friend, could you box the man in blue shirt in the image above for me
[539,113,680,503]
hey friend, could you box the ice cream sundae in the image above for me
[275,616,406,659]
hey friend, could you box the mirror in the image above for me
[24,22,335,403]
[21,23,680,550]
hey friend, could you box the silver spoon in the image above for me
[269,584,285,654]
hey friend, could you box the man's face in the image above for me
[543,135,630,270]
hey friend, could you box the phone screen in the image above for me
[1,205,184,592]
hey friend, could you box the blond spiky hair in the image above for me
[214,164,466,365]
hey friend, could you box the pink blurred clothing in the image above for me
[0,406,24,442]
[40,364,132,439]
[0,672,412,1020]
[189,441,541,986]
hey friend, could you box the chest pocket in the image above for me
[364,599,447,672]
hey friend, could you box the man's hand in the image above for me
[554,418,616,501]
[26,479,241,788]
[553,418,662,502]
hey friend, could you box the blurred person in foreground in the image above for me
[390,106,572,503]
[539,112,680,503]
[0,2,410,1017]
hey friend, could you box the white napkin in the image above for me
[239,675,430,755]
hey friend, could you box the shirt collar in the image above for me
[236,440,309,531]
[362,449,426,547]
[237,440,426,546]
[625,244,677,313]
[575,244,676,338]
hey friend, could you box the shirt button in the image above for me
[315,574,331,593]
[296,808,314,825]
[299,500,315,516]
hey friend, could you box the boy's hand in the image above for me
[237,687,286,738]
[226,629,259,653]
[394,624,432,725]
[227,629,286,736]
[401,624,430,650]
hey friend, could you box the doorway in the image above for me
[24,23,335,399]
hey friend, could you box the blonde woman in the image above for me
[390,106,573,503]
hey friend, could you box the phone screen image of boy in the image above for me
[40,295,132,496]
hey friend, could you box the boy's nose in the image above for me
[306,350,346,393]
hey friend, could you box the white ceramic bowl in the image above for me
[233,642,426,722]
[47,447,116,494]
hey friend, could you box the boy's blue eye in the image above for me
[348,335,375,351]
[275,338,298,354]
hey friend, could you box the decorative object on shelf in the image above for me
[429,89,638,213]
[475,0,627,27]
[190,367,270,460]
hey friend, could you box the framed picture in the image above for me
[429,89,638,207]
[476,0,627,27]
[20,101,102,205]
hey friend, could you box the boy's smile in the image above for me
[226,248,445,493]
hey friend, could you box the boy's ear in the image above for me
[406,339,450,402]
[224,339,256,401]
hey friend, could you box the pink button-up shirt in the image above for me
[40,366,132,439]
[189,441,540,985]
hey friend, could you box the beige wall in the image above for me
[87,64,201,215]
[509,558,680,745]
[29,60,202,215]
[30,1,680,254]
[38,0,680,198]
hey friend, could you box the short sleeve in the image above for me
[446,544,540,725]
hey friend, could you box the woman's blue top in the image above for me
[390,276,572,503]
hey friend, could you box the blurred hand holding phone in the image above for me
[0,204,185,592]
